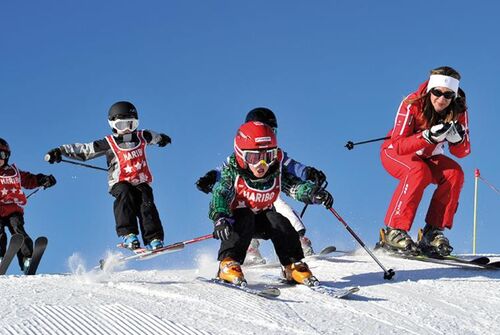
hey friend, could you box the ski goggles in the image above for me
[430,88,456,100]
[0,150,9,160]
[108,118,139,133]
[242,148,278,166]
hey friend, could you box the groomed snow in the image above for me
[1,251,499,335]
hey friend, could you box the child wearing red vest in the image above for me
[209,121,333,286]
[45,101,171,251]
[0,138,56,272]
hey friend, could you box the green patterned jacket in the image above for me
[209,153,318,221]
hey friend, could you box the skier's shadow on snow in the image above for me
[309,257,361,265]
[111,279,186,285]
[338,267,500,289]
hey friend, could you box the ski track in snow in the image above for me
[0,253,499,335]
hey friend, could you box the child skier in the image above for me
[45,101,171,251]
[0,138,56,273]
[196,107,327,263]
[209,121,333,286]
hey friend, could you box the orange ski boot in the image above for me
[282,261,318,286]
[217,257,246,285]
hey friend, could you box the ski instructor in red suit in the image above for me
[379,66,470,256]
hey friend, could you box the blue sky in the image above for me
[1,1,499,274]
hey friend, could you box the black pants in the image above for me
[0,213,33,270]
[218,208,304,266]
[110,182,164,245]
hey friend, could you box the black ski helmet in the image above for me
[245,107,278,129]
[0,138,11,165]
[108,101,138,121]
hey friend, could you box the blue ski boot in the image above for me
[122,233,140,250]
[147,239,163,250]
[22,257,32,275]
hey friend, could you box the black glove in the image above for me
[304,167,327,186]
[37,174,57,189]
[455,88,467,114]
[422,123,452,144]
[196,170,218,194]
[311,189,334,209]
[213,216,234,241]
[446,121,465,144]
[46,148,62,164]
[158,134,171,147]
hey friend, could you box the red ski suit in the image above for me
[381,81,470,231]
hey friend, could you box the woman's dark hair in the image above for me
[407,66,466,127]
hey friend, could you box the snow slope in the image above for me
[1,251,499,335]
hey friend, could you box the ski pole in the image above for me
[44,155,108,172]
[328,207,395,280]
[132,233,214,260]
[166,233,214,250]
[345,136,390,150]
[299,204,308,218]
[26,188,40,199]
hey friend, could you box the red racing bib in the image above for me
[232,174,281,213]
[0,164,27,206]
[106,131,153,185]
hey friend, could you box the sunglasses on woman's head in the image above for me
[430,88,456,100]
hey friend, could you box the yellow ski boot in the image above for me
[282,261,318,286]
[217,257,246,286]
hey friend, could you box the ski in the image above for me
[0,234,24,275]
[262,275,359,299]
[375,230,498,270]
[487,261,500,268]
[98,243,185,270]
[380,250,500,270]
[319,245,337,255]
[25,236,48,275]
[98,234,213,270]
[196,277,280,299]
[307,284,360,299]
[437,255,490,266]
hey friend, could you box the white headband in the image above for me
[426,74,460,95]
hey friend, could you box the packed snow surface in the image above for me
[1,251,499,335]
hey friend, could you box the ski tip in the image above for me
[319,246,337,255]
[350,286,361,293]
[259,287,281,298]
[35,236,48,243]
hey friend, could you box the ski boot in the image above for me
[217,257,246,286]
[378,227,418,255]
[147,239,163,251]
[282,261,318,286]
[418,226,453,257]
[22,257,31,275]
[245,239,266,265]
[300,236,315,256]
[122,233,140,250]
